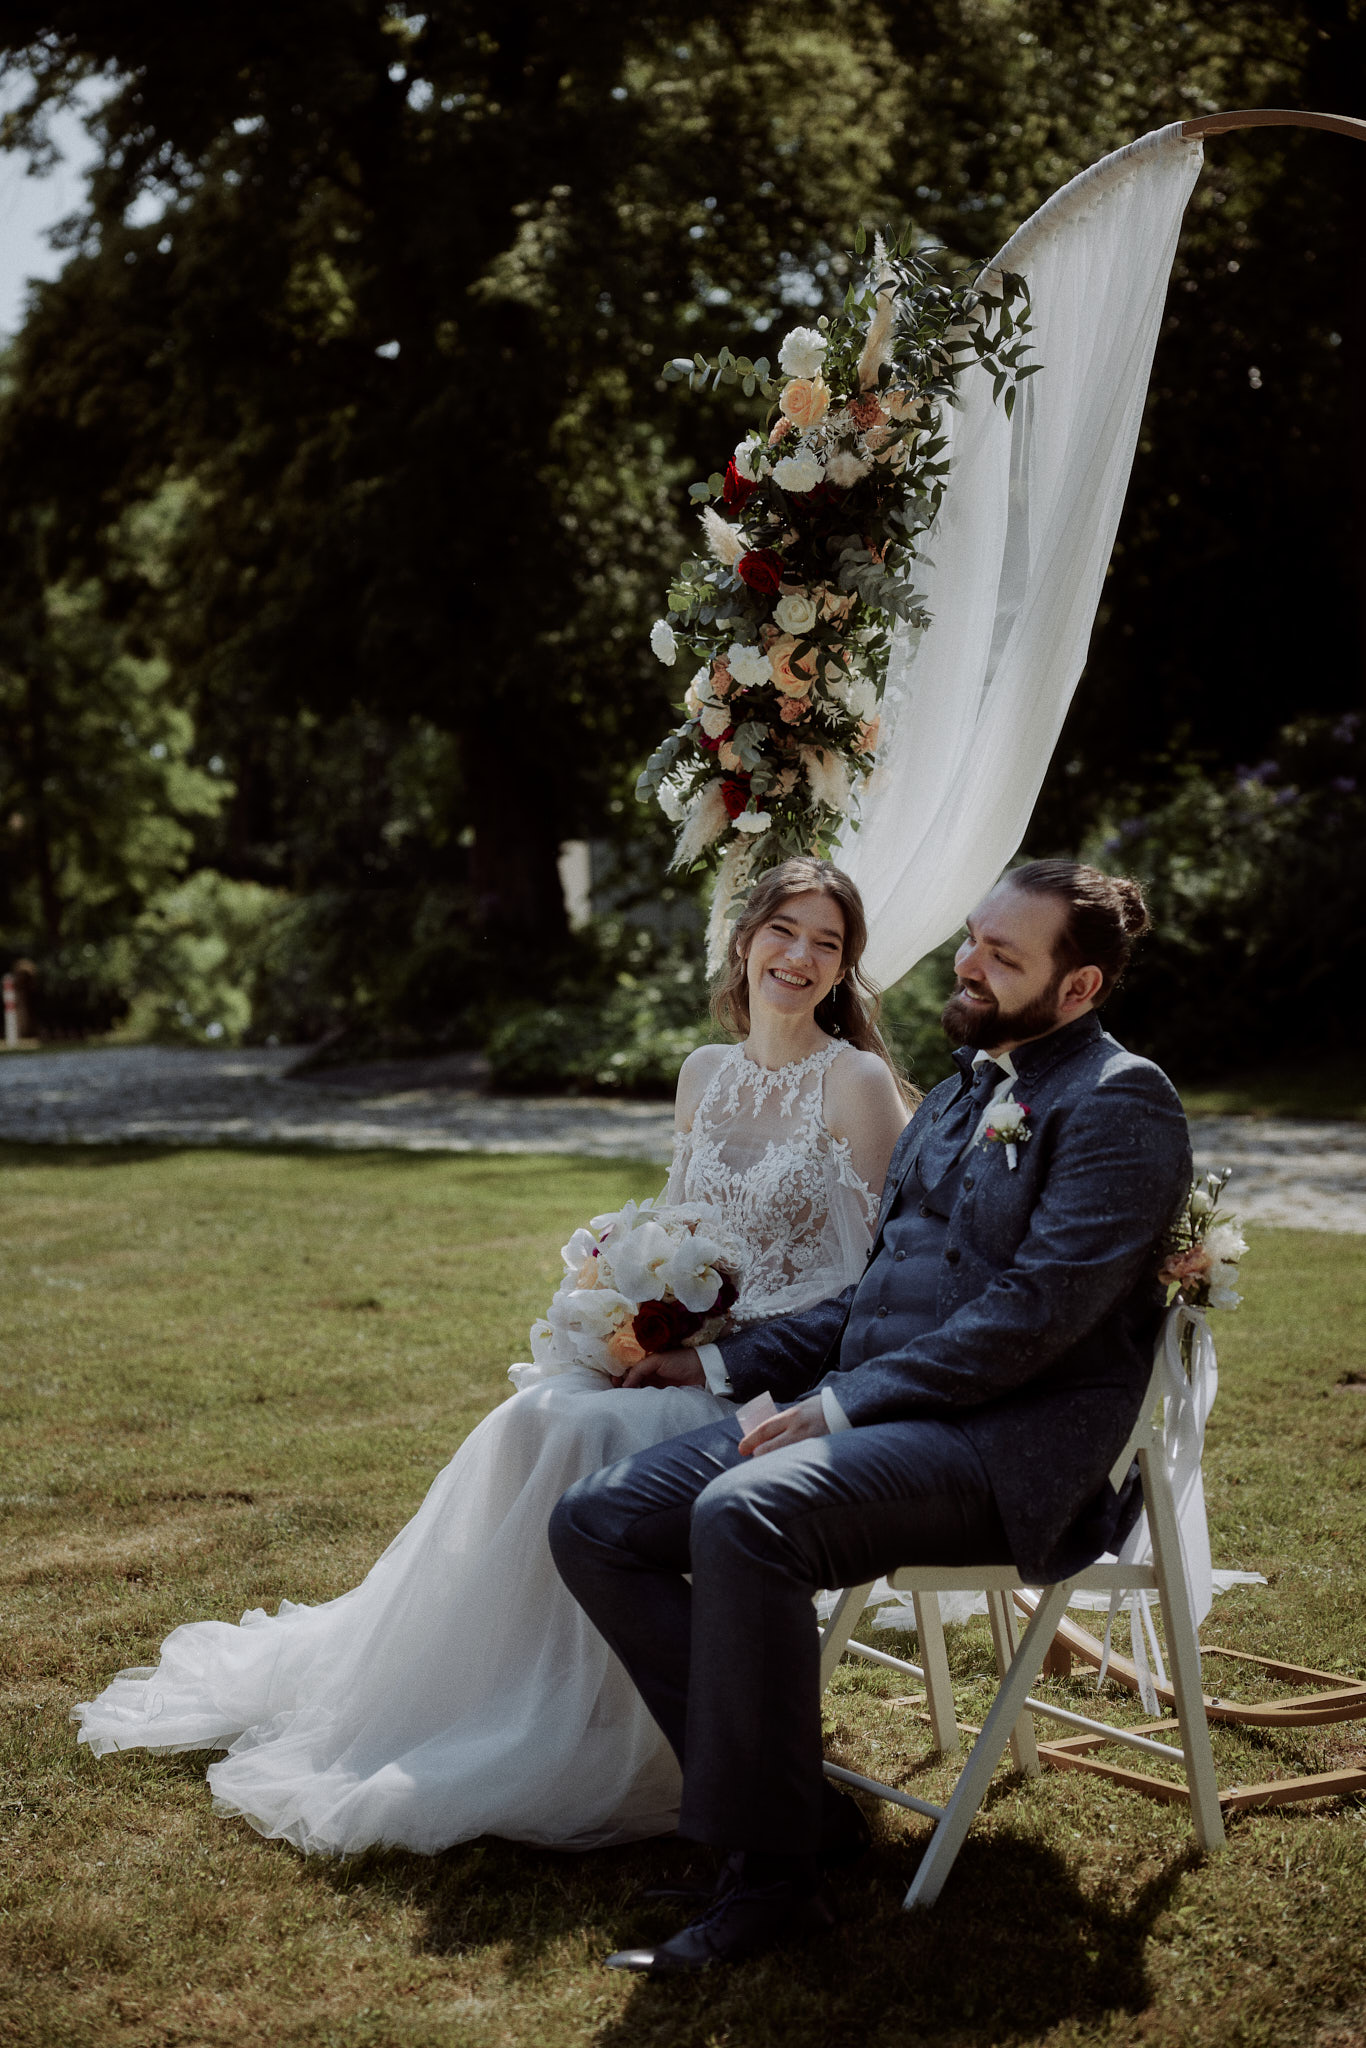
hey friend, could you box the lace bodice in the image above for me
[665,1040,879,1326]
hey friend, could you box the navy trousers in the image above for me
[548,1412,1013,1857]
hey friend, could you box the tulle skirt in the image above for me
[73,1371,730,1856]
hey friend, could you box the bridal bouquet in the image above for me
[510,1199,749,1389]
[635,224,1036,949]
[1159,1169,1248,1313]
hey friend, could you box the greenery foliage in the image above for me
[0,4,1362,1044]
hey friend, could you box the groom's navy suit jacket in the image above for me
[717,1012,1192,1582]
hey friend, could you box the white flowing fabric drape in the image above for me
[837,123,1204,987]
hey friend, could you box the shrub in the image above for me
[1084,714,1366,1077]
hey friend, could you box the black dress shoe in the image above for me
[606,1872,832,1975]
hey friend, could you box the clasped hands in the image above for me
[611,1347,828,1457]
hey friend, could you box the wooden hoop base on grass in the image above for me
[1014,1597,1366,1812]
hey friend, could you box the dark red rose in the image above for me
[696,720,732,754]
[738,547,784,596]
[720,776,751,819]
[633,1297,703,1353]
[722,460,758,512]
[712,1275,738,1316]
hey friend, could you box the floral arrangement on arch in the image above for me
[635,224,1037,956]
[509,1199,749,1389]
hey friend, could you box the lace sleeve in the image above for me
[662,1127,692,1204]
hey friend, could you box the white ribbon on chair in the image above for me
[1099,1303,1218,1710]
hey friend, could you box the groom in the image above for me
[549,860,1191,1972]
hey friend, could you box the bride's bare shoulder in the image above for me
[823,1046,912,1137]
[674,1042,734,1131]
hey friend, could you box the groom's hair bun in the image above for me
[1008,859,1150,1003]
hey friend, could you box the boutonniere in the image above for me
[982,1100,1032,1170]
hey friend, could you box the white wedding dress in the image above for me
[74,1040,877,1856]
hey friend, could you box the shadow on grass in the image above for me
[590,1832,1201,2045]
[315,1825,1200,2046]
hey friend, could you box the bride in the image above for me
[74,857,911,1856]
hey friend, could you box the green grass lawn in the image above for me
[2,1145,1364,2048]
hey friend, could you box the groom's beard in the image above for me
[940,970,1067,1051]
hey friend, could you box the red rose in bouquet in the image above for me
[722,459,758,512]
[719,775,751,818]
[632,1297,704,1352]
[737,547,783,596]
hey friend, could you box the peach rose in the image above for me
[779,376,831,431]
[859,717,881,752]
[768,633,817,698]
[710,659,732,698]
[717,739,743,772]
[606,1325,648,1369]
[778,696,806,724]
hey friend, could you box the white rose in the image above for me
[733,437,765,482]
[777,325,827,379]
[727,642,772,691]
[773,590,818,635]
[734,809,772,834]
[650,619,677,666]
[700,703,730,738]
[772,448,824,495]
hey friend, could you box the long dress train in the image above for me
[73,1040,876,1856]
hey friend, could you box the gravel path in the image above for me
[1,1045,1362,1231]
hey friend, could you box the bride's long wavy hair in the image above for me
[710,858,916,1104]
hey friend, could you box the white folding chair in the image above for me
[817,1341,1226,1909]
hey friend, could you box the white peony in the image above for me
[1204,1222,1248,1268]
[733,437,765,481]
[734,809,772,834]
[778,325,827,378]
[650,619,678,666]
[727,642,772,691]
[772,447,824,495]
[773,590,818,635]
[700,703,731,739]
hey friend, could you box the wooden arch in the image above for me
[1180,107,1366,142]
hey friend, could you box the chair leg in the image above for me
[904,1581,1073,1911]
[1139,1445,1226,1852]
[987,1589,1041,1776]
[819,1581,875,1690]
[912,1592,960,1755]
